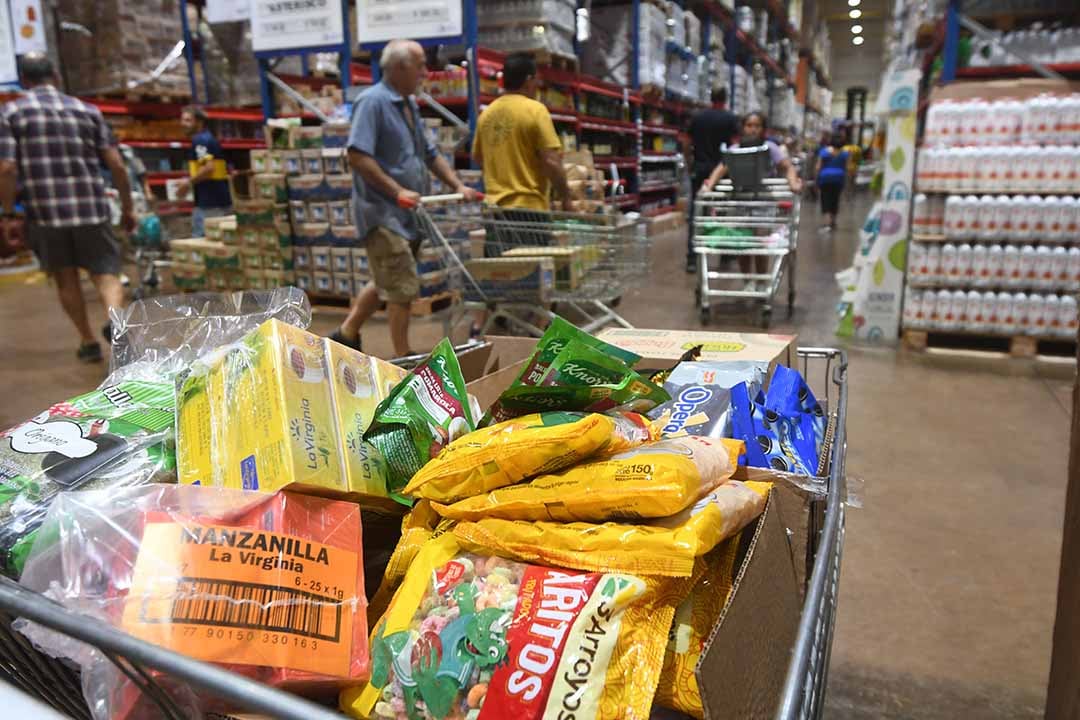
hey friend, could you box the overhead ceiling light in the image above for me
[849,9,862,18]
[848,0,860,6]
[853,35,865,45]
[851,24,863,34]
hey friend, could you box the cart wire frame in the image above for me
[0,346,847,720]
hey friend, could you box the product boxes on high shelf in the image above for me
[177,319,406,509]
[582,3,667,88]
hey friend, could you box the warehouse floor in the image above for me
[0,193,1071,719]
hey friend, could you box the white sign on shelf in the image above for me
[206,0,250,24]
[10,0,46,55]
[356,0,463,45]
[0,1,17,84]
[251,0,345,53]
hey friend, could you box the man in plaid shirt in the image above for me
[0,53,136,363]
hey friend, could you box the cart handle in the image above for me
[397,192,484,209]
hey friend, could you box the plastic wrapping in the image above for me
[433,436,744,523]
[342,533,692,720]
[405,411,655,504]
[17,485,369,720]
[454,481,771,578]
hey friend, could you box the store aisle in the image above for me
[0,193,1072,719]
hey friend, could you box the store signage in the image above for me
[206,0,250,24]
[251,0,345,52]
[10,0,46,55]
[355,0,463,45]
[0,1,17,84]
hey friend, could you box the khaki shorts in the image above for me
[366,226,419,304]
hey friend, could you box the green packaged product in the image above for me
[540,338,635,387]
[364,338,475,504]
[0,381,176,576]
[483,315,640,425]
[497,370,669,416]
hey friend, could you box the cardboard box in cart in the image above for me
[455,334,803,718]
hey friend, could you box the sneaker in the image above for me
[686,259,697,274]
[102,322,112,344]
[77,342,103,363]
[330,328,362,352]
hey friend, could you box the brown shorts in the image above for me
[27,222,121,275]
[366,226,418,304]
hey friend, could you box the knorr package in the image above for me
[483,316,640,425]
[404,411,654,504]
[17,485,370,720]
[434,436,745,523]
[341,533,691,720]
[454,481,771,577]
[0,380,176,577]
[655,537,743,719]
[365,338,475,503]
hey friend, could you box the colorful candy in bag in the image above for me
[0,380,176,577]
[483,316,640,425]
[365,338,475,503]
[404,411,655,504]
[655,537,744,719]
[453,481,771,578]
[17,485,369,720]
[367,500,452,623]
[342,533,691,720]
[433,436,744,523]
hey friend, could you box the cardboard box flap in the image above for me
[596,328,796,369]
[697,490,800,719]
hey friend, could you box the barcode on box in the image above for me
[140,577,343,642]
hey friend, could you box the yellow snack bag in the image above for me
[434,437,745,523]
[403,411,654,504]
[656,537,743,718]
[454,481,771,577]
[341,533,692,720]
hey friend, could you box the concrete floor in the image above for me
[0,194,1073,718]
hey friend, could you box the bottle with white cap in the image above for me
[940,289,960,330]
[926,244,943,282]
[964,194,982,236]
[1044,196,1064,241]
[1045,294,1062,334]
[912,194,929,235]
[987,244,1005,284]
[1035,245,1054,289]
[1019,244,1039,287]
[1061,196,1079,236]
[997,291,1016,333]
[944,196,961,238]
[1027,293,1047,335]
[1068,246,1080,291]
[903,289,920,327]
[1059,295,1079,337]
[926,289,943,329]
[941,243,959,284]
[1069,148,1080,193]
[983,290,999,329]
[908,241,927,279]
[1052,246,1070,288]
[1013,291,1031,332]
[1015,195,1034,240]
[957,242,975,282]
[994,195,1013,239]
[1028,195,1046,238]
[1031,147,1049,192]
[965,290,983,331]
[980,195,998,239]
[971,243,990,286]
[1001,148,1018,192]
[1003,244,1022,286]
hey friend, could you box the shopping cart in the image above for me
[409,194,648,337]
[0,346,848,720]
[693,177,800,328]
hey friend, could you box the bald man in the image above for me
[333,39,478,357]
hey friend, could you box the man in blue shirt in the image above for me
[332,39,478,357]
[177,106,232,237]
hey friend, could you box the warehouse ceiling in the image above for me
[825,0,890,116]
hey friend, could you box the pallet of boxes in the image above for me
[228,141,297,292]
[255,120,357,300]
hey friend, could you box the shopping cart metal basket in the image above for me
[0,346,847,720]
[693,178,800,328]
[410,195,647,337]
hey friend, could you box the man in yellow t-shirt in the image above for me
[472,53,571,216]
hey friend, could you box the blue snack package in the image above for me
[650,361,770,439]
[730,379,819,475]
[765,366,826,468]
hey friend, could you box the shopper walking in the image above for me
[0,53,135,363]
[816,133,850,231]
[177,106,232,237]
[334,39,478,357]
[686,88,738,272]
[470,52,570,335]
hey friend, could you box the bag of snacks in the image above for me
[342,533,691,720]
[454,481,771,577]
[17,485,370,720]
[655,537,744,718]
[649,361,769,439]
[483,316,640,425]
[404,411,654,504]
[434,436,744,523]
[365,338,475,503]
[366,500,453,623]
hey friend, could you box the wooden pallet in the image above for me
[903,329,1077,358]
[523,49,578,73]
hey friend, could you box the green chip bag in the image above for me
[483,315,640,425]
[364,338,474,504]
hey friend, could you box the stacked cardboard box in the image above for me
[582,3,667,89]
[477,0,577,57]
